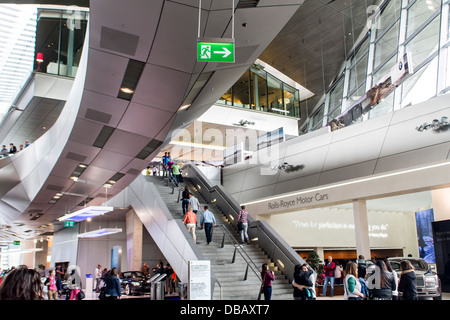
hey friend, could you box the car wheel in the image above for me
[126,284,131,296]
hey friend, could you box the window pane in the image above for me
[375,0,401,39]
[401,56,438,107]
[406,0,440,39]
[349,36,369,67]
[329,78,344,111]
[405,15,440,70]
[373,54,396,85]
[348,53,368,93]
[284,83,300,118]
[311,105,325,129]
[267,74,284,113]
[328,104,342,122]
[249,66,268,111]
[368,90,394,119]
[346,83,367,109]
[232,71,251,108]
[218,88,233,105]
[374,20,400,70]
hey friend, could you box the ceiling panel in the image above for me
[90,149,134,173]
[117,102,174,137]
[147,1,201,73]
[83,49,129,97]
[89,0,163,62]
[70,118,104,146]
[103,129,150,157]
[78,89,129,127]
[132,63,192,112]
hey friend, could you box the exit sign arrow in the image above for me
[197,38,235,63]
[213,47,232,58]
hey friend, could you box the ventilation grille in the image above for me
[237,0,259,8]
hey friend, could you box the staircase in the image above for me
[148,174,294,300]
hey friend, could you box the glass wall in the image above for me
[217,65,301,118]
[34,8,88,78]
[302,0,450,135]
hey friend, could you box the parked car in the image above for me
[367,257,441,300]
[119,271,150,295]
[388,257,441,300]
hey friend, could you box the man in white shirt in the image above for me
[189,193,200,225]
[200,206,216,244]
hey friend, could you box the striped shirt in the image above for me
[237,210,248,223]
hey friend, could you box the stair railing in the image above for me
[215,224,261,282]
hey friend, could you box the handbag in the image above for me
[237,222,243,231]
[77,290,85,300]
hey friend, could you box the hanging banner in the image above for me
[416,209,435,263]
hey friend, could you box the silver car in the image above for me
[388,257,441,300]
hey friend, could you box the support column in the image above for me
[126,209,143,271]
[353,199,371,260]
[431,188,450,222]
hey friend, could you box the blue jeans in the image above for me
[204,223,213,244]
[323,275,335,296]
[263,286,272,300]
[182,199,189,215]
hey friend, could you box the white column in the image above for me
[353,199,371,260]
[126,209,143,271]
[431,188,450,221]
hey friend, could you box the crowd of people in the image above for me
[0,140,30,158]
[0,264,83,300]
[286,255,420,301]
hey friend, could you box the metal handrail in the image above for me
[215,279,222,300]
[216,224,261,282]
[161,164,177,193]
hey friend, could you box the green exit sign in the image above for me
[197,38,235,63]
[13,241,20,245]
[65,221,75,227]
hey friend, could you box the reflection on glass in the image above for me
[405,14,440,70]
[406,0,440,39]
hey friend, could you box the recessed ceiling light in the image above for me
[120,87,134,94]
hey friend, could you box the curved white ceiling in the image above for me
[7,0,305,235]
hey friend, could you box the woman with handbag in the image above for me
[260,263,275,300]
